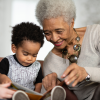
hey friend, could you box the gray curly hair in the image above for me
[35,0,76,26]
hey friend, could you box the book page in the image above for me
[11,81,43,96]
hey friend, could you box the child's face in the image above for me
[12,40,41,66]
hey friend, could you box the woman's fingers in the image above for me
[61,64,74,78]
[42,72,57,90]
[51,77,57,88]
[42,76,49,90]
[65,73,79,85]
[61,63,88,87]
[72,78,80,87]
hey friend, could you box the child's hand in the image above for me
[2,78,12,84]
[0,74,12,84]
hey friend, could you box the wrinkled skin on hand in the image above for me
[42,72,60,91]
[61,63,88,87]
[42,63,88,90]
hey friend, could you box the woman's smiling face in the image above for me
[43,17,74,50]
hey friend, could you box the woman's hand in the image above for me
[42,72,58,91]
[0,83,15,99]
[61,63,88,87]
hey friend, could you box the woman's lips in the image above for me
[54,41,63,46]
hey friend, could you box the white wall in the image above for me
[0,0,12,57]
[11,0,53,60]
[0,0,100,60]
[74,0,100,27]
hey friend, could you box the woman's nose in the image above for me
[51,33,59,42]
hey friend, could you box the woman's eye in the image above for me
[57,31,62,34]
[44,33,50,36]
[23,53,28,56]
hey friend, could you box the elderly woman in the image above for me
[36,0,100,100]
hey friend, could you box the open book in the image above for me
[10,81,51,100]
[10,81,65,100]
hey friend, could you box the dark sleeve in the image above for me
[0,58,9,75]
[34,67,43,84]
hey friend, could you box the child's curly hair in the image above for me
[11,22,44,47]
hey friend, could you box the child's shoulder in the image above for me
[0,55,13,63]
[6,55,13,59]
[31,61,41,71]
[33,60,41,66]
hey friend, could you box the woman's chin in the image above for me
[55,45,66,50]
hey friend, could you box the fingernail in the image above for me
[67,81,69,85]
[65,79,68,83]
[62,74,66,77]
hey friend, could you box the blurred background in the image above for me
[0,0,100,60]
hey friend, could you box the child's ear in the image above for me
[12,44,17,53]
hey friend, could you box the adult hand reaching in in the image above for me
[61,63,88,87]
[0,83,15,99]
[42,72,60,91]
